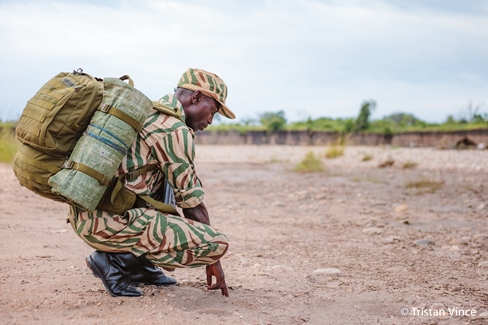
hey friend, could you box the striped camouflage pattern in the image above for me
[69,206,228,268]
[118,93,204,209]
[177,68,235,119]
[67,94,228,266]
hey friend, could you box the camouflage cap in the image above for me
[177,68,235,119]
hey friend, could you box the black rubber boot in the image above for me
[86,251,143,297]
[129,261,177,287]
[87,252,177,287]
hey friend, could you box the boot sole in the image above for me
[131,281,178,287]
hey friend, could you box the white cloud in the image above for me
[0,0,487,123]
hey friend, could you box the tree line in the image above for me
[210,100,488,135]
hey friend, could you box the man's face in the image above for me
[184,94,220,131]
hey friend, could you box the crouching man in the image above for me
[68,68,235,297]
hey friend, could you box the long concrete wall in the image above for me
[195,129,488,148]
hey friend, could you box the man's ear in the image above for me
[192,90,203,104]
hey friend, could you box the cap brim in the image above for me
[217,102,236,119]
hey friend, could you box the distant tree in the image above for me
[259,110,287,133]
[472,114,486,123]
[241,117,257,126]
[459,101,485,122]
[342,118,355,134]
[445,115,456,124]
[354,100,376,132]
[384,112,422,127]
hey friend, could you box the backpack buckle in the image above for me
[126,170,141,181]
[99,103,111,113]
[63,160,76,169]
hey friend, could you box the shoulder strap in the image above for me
[152,101,184,121]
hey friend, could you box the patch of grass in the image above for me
[0,128,19,163]
[378,158,395,168]
[361,153,373,162]
[325,145,345,159]
[269,155,284,163]
[402,161,418,169]
[293,151,324,173]
[352,176,386,184]
[405,179,444,193]
[325,138,346,159]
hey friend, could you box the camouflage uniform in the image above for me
[68,94,228,268]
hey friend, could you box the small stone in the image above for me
[476,203,486,210]
[414,239,435,246]
[394,204,408,212]
[479,311,488,318]
[312,268,342,277]
[448,245,460,251]
[451,239,469,246]
[383,236,400,244]
[240,258,251,267]
[318,216,328,223]
[272,201,285,207]
[363,227,383,235]
[271,265,294,273]
[478,261,488,267]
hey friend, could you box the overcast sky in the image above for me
[1,0,487,124]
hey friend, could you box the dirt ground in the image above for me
[1,145,488,325]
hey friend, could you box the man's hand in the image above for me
[206,260,229,297]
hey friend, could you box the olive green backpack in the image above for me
[13,69,181,215]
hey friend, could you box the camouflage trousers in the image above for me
[68,206,229,268]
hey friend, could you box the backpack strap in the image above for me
[152,101,184,121]
[125,164,158,181]
[98,103,144,131]
[119,75,134,87]
[94,74,143,132]
[122,164,179,215]
[63,160,111,186]
[138,194,178,215]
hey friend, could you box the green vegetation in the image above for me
[402,161,418,169]
[354,100,376,132]
[259,110,287,133]
[325,145,345,159]
[405,179,444,193]
[0,122,19,163]
[293,151,324,173]
[208,101,488,135]
[325,138,346,159]
[361,153,373,162]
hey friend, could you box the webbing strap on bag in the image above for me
[98,103,144,131]
[63,160,111,186]
[126,164,179,215]
[16,146,60,174]
[152,101,184,121]
[125,164,158,181]
[102,164,179,215]
[138,194,179,215]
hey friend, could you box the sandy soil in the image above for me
[1,145,487,325]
